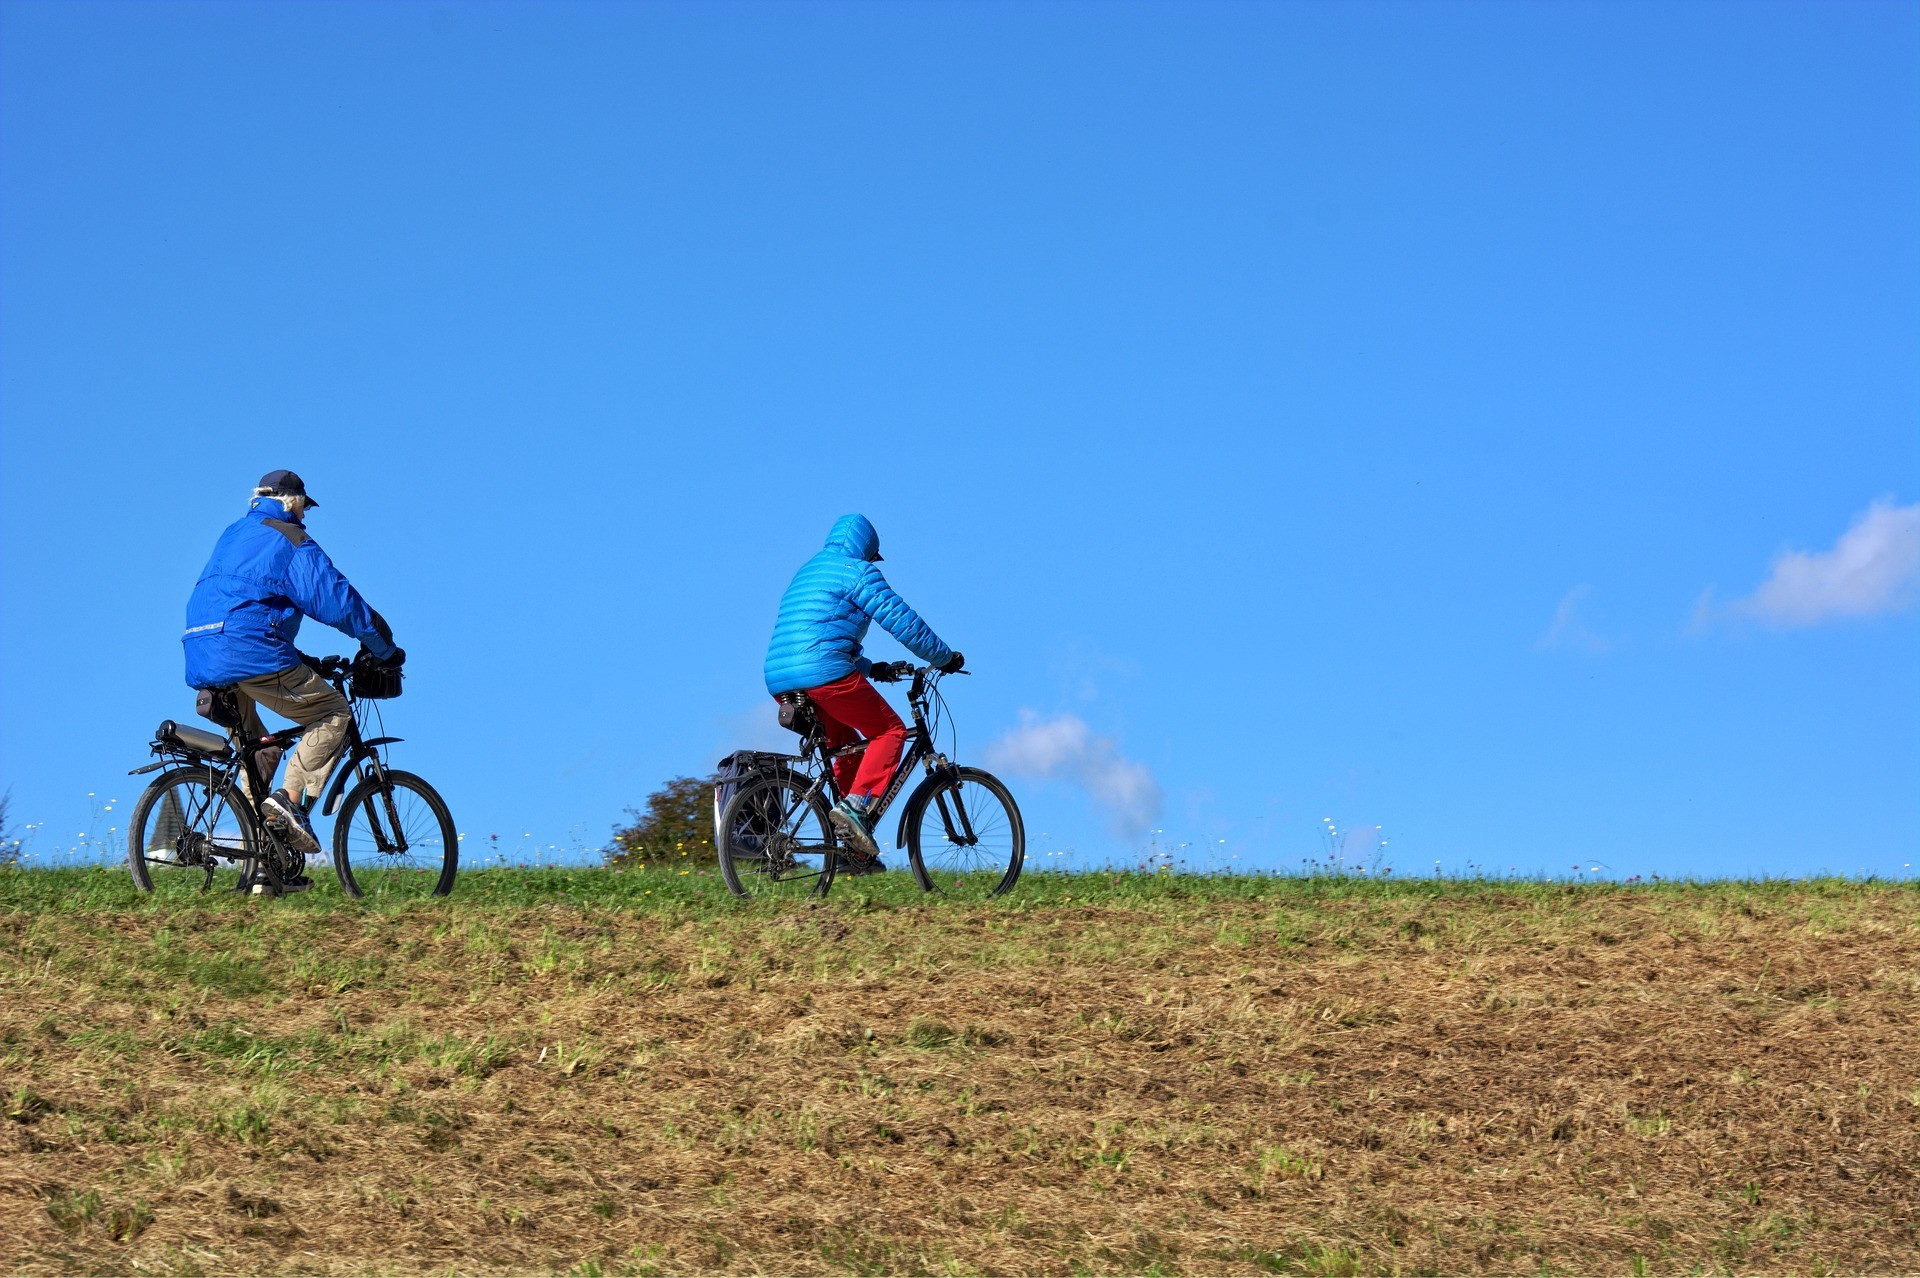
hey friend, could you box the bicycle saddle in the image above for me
[775,693,816,735]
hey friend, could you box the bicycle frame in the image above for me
[132,662,413,863]
[787,668,986,850]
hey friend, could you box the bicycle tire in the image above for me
[905,766,1025,900]
[717,769,838,901]
[126,766,264,897]
[332,769,458,899]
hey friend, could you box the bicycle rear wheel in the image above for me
[906,767,1025,900]
[126,767,263,897]
[333,769,457,900]
[717,770,837,901]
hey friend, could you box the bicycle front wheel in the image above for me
[717,770,837,901]
[906,767,1025,900]
[333,769,458,900]
[126,766,263,897]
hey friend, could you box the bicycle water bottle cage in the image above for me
[155,720,232,760]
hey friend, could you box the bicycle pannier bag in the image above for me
[712,751,800,847]
[712,754,752,846]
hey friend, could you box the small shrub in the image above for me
[608,777,714,869]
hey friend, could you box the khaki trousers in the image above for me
[233,664,352,799]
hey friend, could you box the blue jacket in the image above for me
[764,514,953,695]
[182,497,397,689]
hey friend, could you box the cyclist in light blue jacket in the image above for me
[764,514,963,868]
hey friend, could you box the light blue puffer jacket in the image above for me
[763,514,953,695]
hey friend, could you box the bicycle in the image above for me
[714,663,1025,901]
[125,653,457,899]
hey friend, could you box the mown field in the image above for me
[2,867,1916,1276]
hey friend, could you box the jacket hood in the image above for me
[822,513,880,562]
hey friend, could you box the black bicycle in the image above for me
[714,663,1025,901]
[126,653,457,899]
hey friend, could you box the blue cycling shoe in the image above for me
[828,797,882,861]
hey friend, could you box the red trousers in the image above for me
[791,670,906,799]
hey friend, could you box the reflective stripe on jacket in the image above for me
[763,514,952,696]
[182,497,395,689]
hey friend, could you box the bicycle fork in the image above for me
[356,760,410,855]
[925,758,981,848]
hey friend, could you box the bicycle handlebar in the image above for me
[877,661,968,677]
[302,651,394,682]
[871,662,970,703]
[301,652,353,678]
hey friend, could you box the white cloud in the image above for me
[1538,584,1610,653]
[1714,498,1920,629]
[984,711,1163,836]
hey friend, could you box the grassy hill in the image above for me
[2,868,1916,1275]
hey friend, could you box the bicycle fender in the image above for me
[320,741,404,817]
[895,775,946,850]
[320,763,359,818]
[894,793,917,852]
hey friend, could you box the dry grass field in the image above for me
[2,868,1916,1275]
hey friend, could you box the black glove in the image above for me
[868,661,901,683]
[379,646,407,669]
[939,651,966,674]
[302,651,349,677]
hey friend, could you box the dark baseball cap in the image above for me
[257,469,318,507]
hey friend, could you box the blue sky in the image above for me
[1,1,1914,878]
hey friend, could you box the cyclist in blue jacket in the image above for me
[764,514,963,869]
[183,470,403,860]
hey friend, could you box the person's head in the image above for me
[824,513,883,563]
[253,469,318,521]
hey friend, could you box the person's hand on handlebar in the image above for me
[868,660,903,683]
[356,645,405,670]
[939,651,966,674]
